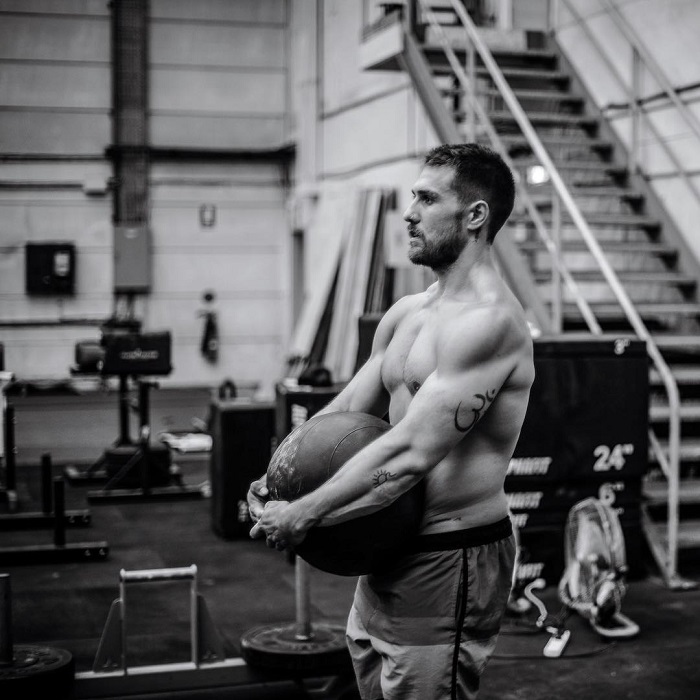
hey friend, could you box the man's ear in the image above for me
[466,200,489,231]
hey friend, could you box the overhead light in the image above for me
[527,165,550,185]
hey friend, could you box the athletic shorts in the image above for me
[346,517,515,700]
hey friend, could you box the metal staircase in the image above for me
[360,0,700,588]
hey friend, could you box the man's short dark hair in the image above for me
[423,143,515,242]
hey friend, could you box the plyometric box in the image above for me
[208,400,276,540]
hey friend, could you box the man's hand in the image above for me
[247,475,269,524]
[249,500,309,552]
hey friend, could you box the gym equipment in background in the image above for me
[240,552,353,682]
[86,379,203,504]
[558,497,640,639]
[267,411,425,576]
[208,399,276,540]
[0,573,75,699]
[66,321,202,503]
[0,368,15,509]
[91,565,225,673]
[0,472,108,565]
[0,448,90,531]
[237,379,355,681]
[65,322,174,487]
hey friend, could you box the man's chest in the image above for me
[381,312,438,395]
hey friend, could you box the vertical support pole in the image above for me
[294,556,313,641]
[138,380,151,493]
[548,0,560,34]
[466,37,476,142]
[0,573,12,667]
[53,477,66,547]
[119,570,128,674]
[3,404,17,512]
[118,375,131,445]
[190,568,198,666]
[41,452,53,515]
[631,45,642,174]
[551,192,563,333]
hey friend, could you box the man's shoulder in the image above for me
[443,297,532,358]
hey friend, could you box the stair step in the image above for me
[510,212,660,229]
[644,478,700,505]
[652,335,700,351]
[484,88,584,104]
[424,44,558,69]
[650,401,700,422]
[475,66,570,84]
[500,134,614,153]
[555,301,700,318]
[519,239,678,258]
[649,437,700,463]
[491,110,598,128]
[527,186,643,201]
[509,157,627,175]
[650,367,700,386]
[533,270,695,287]
[643,517,700,550]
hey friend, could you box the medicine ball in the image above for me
[267,411,424,576]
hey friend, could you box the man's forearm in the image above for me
[288,434,424,531]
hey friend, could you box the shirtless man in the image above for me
[248,143,534,700]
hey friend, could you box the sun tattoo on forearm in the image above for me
[454,389,496,433]
[372,469,396,488]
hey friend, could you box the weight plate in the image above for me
[0,644,74,699]
[241,621,350,672]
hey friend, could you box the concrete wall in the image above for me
[0,0,292,396]
[554,0,700,260]
[0,0,113,378]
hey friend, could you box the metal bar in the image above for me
[4,404,16,491]
[295,556,313,640]
[0,573,12,666]
[120,565,197,583]
[52,477,66,547]
[631,45,641,174]
[190,572,198,665]
[41,453,53,515]
[466,36,476,142]
[551,192,562,333]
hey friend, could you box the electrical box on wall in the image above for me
[114,225,151,293]
[25,242,76,295]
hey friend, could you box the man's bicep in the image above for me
[394,340,517,464]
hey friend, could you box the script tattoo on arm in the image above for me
[372,469,396,488]
[454,389,496,433]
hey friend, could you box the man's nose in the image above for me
[403,204,417,223]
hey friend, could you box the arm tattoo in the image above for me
[372,469,396,488]
[454,389,496,433]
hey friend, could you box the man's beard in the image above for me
[408,221,466,272]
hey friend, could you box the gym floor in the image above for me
[2,387,699,699]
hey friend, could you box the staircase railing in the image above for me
[556,0,700,206]
[402,0,685,588]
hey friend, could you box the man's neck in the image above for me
[432,242,494,298]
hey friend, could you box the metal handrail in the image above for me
[410,0,682,585]
[600,0,700,143]
[559,0,700,204]
[417,5,601,333]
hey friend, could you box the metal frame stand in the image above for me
[0,450,91,530]
[0,475,109,565]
